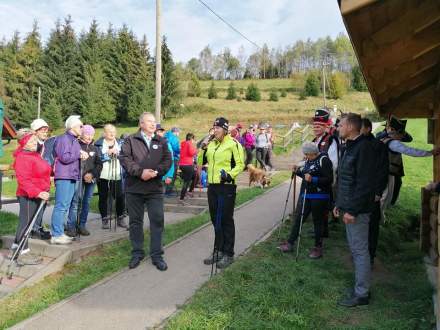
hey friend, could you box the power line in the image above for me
[197,0,261,50]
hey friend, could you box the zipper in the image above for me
[211,142,221,183]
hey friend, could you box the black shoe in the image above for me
[65,228,77,238]
[32,227,52,240]
[128,256,144,269]
[338,292,369,307]
[117,216,128,228]
[102,218,110,229]
[152,258,168,271]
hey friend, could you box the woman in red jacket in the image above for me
[178,133,197,204]
[12,133,51,262]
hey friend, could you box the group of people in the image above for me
[11,106,435,305]
[278,108,439,307]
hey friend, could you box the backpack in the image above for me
[42,136,58,167]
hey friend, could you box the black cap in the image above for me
[155,123,165,132]
[213,117,229,131]
[387,115,407,133]
[313,108,331,124]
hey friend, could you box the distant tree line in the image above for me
[0,17,182,128]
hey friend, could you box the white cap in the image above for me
[30,118,49,131]
[65,115,82,129]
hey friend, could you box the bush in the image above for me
[187,74,202,97]
[237,96,242,102]
[245,83,261,102]
[239,87,244,95]
[226,82,237,100]
[351,65,368,92]
[207,81,217,99]
[299,89,307,100]
[280,89,287,97]
[269,88,279,101]
[328,72,348,99]
[303,72,320,97]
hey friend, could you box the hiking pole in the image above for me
[113,154,118,232]
[0,200,46,283]
[276,171,295,240]
[107,155,115,232]
[76,161,84,241]
[295,188,308,262]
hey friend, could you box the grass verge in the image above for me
[0,171,289,329]
[165,119,435,329]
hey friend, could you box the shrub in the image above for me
[207,81,217,99]
[269,88,279,101]
[303,72,320,97]
[328,72,348,99]
[245,83,261,101]
[187,74,202,97]
[280,89,287,97]
[226,82,237,100]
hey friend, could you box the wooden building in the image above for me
[338,0,440,322]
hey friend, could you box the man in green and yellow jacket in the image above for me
[198,117,245,269]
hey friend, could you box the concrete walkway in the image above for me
[12,181,299,330]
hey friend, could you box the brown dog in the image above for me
[247,164,271,189]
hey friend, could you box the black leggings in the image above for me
[256,148,267,169]
[179,165,194,200]
[288,198,328,247]
[98,179,125,219]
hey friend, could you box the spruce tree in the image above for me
[226,81,237,100]
[303,72,320,97]
[187,73,201,97]
[207,81,217,99]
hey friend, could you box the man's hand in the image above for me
[374,195,381,202]
[343,212,356,224]
[333,207,340,218]
[292,165,298,172]
[304,173,312,182]
[38,191,50,201]
[80,150,89,160]
[84,173,93,183]
[141,169,158,181]
[432,147,440,156]
[164,177,172,185]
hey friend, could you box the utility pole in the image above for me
[322,60,329,108]
[155,0,162,123]
[37,87,41,119]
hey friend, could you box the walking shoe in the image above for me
[117,216,128,228]
[338,292,369,307]
[343,288,371,299]
[152,258,168,271]
[50,235,73,245]
[17,253,43,266]
[203,251,224,265]
[8,245,30,260]
[102,217,110,229]
[216,255,234,269]
[65,228,77,238]
[31,227,52,240]
[277,242,294,253]
[79,227,90,236]
[128,255,145,269]
[187,191,194,198]
[308,246,323,259]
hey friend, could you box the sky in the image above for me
[0,0,347,62]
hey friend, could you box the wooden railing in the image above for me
[276,123,312,150]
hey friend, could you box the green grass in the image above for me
[0,171,289,329]
[0,211,19,238]
[165,119,435,329]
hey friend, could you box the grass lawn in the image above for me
[0,171,290,329]
[165,119,435,329]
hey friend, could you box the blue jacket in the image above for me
[162,143,175,181]
[164,131,180,161]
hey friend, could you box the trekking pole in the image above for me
[295,188,307,262]
[276,172,295,240]
[107,156,115,232]
[0,200,46,283]
[210,183,225,278]
[113,154,118,232]
[76,161,84,241]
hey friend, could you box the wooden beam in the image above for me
[368,46,440,94]
[340,0,379,15]
[361,20,440,71]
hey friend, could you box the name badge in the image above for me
[153,144,158,150]
[89,152,95,156]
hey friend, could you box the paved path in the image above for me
[12,181,300,330]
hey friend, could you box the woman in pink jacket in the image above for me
[178,133,197,204]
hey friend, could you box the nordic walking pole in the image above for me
[107,156,114,231]
[276,171,295,240]
[295,188,308,262]
[113,154,118,231]
[1,200,46,283]
[76,161,84,240]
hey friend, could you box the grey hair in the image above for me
[139,112,155,124]
[301,141,319,154]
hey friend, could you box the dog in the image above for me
[247,164,272,189]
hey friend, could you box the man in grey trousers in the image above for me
[333,113,375,307]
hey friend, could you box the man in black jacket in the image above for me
[120,112,172,271]
[278,142,333,259]
[361,118,388,266]
[334,113,375,307]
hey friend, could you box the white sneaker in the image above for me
[50,235,73,245]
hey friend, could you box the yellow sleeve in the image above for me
[228,141,245,179]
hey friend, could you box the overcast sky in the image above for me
[0,0,347,62]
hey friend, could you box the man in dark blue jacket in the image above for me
[334,113,375,307]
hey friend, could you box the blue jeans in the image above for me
[67,181,95,229]
[51,179,77,237]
